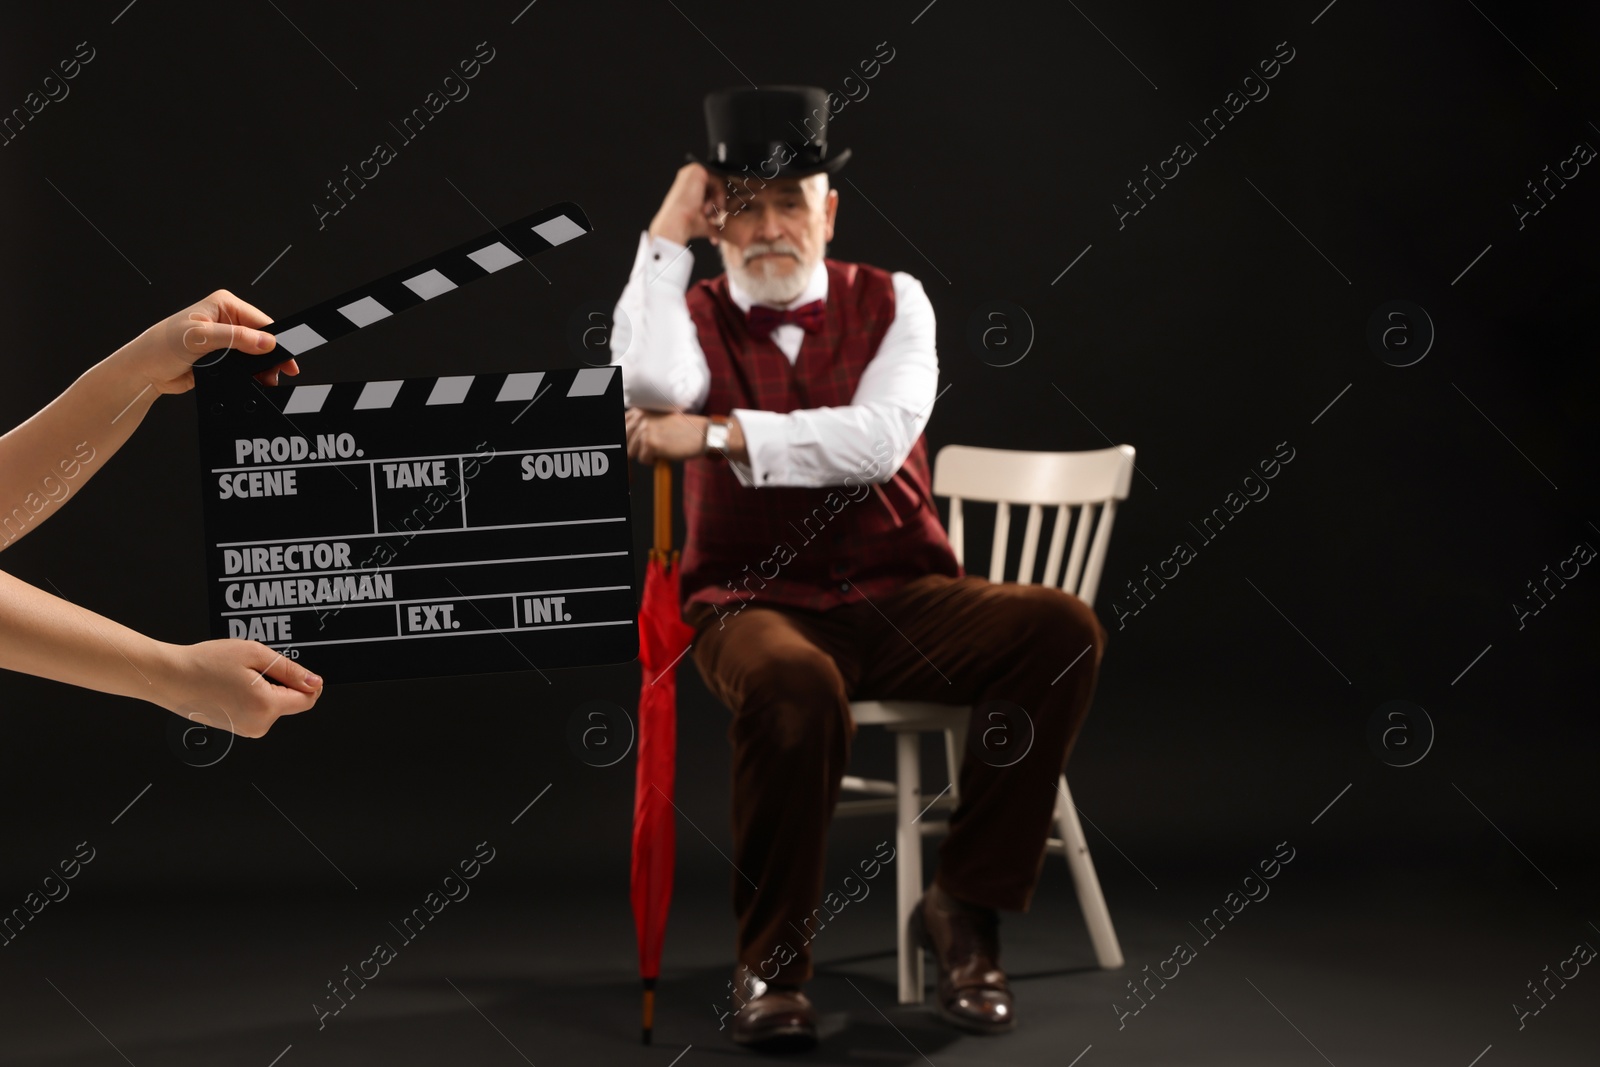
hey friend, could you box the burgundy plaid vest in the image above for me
[679,259,963,618]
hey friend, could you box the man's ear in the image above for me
[824,188,839,242]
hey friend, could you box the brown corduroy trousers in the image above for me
[684,572,1108,987]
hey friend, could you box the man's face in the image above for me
[712,173,838,305]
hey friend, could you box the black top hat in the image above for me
[686,85,852,179]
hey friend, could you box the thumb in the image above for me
[251,646,324,693]
[180,318,277,359]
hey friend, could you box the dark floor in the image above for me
[2,849,1594,1067]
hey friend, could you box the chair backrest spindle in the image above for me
[1016,502,1044,586]
[947,496,965,569]
[1040,502,1069,588]
[1063,502,1093,596]
[989,501,1011,583]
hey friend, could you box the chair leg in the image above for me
[895,731,926,1003]
[942,724,965,807]
[1055,774,1124,969]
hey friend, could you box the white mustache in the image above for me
[742,241,800,260]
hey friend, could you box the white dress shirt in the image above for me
[610,231,938,488]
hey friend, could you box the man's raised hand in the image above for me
[648,163,727,246]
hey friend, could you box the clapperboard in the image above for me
[193,202,639,684]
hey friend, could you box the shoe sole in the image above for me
[909,900,1017,1036]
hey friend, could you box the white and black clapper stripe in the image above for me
[200,201,593,378]
[193,203,639,684]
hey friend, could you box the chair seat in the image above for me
[848,699,970,729]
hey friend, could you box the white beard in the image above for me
[721,242,816,306]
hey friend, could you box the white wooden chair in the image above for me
[838,443,1136,1003]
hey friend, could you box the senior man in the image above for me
[611,86,1107,1052]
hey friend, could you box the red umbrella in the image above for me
[631,458,695,1044]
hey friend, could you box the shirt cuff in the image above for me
[728,407,788,487]
[636,231,694,290]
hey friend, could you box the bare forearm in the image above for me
[0,568,176,705]
[0,351,159,549]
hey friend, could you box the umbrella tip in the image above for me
[642,983,656,1044]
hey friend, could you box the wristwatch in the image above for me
[704,415,730,454]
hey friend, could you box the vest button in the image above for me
[838,581,850,593]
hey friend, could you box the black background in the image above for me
[2,0,1596,1035]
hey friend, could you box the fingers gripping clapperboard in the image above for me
[193,202,639,684]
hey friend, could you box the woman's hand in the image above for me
[153,638,324,739]
[114,289,300,394]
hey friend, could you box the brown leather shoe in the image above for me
[728,964,818,1052]
[909,882,1016,1034]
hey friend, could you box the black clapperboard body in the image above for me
[194,203,639,684]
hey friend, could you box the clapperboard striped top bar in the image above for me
[274,368,618,415]
[206,201,591,378]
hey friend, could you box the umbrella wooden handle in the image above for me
[653,458,673,556]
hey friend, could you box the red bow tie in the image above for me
[745,299,826,336]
